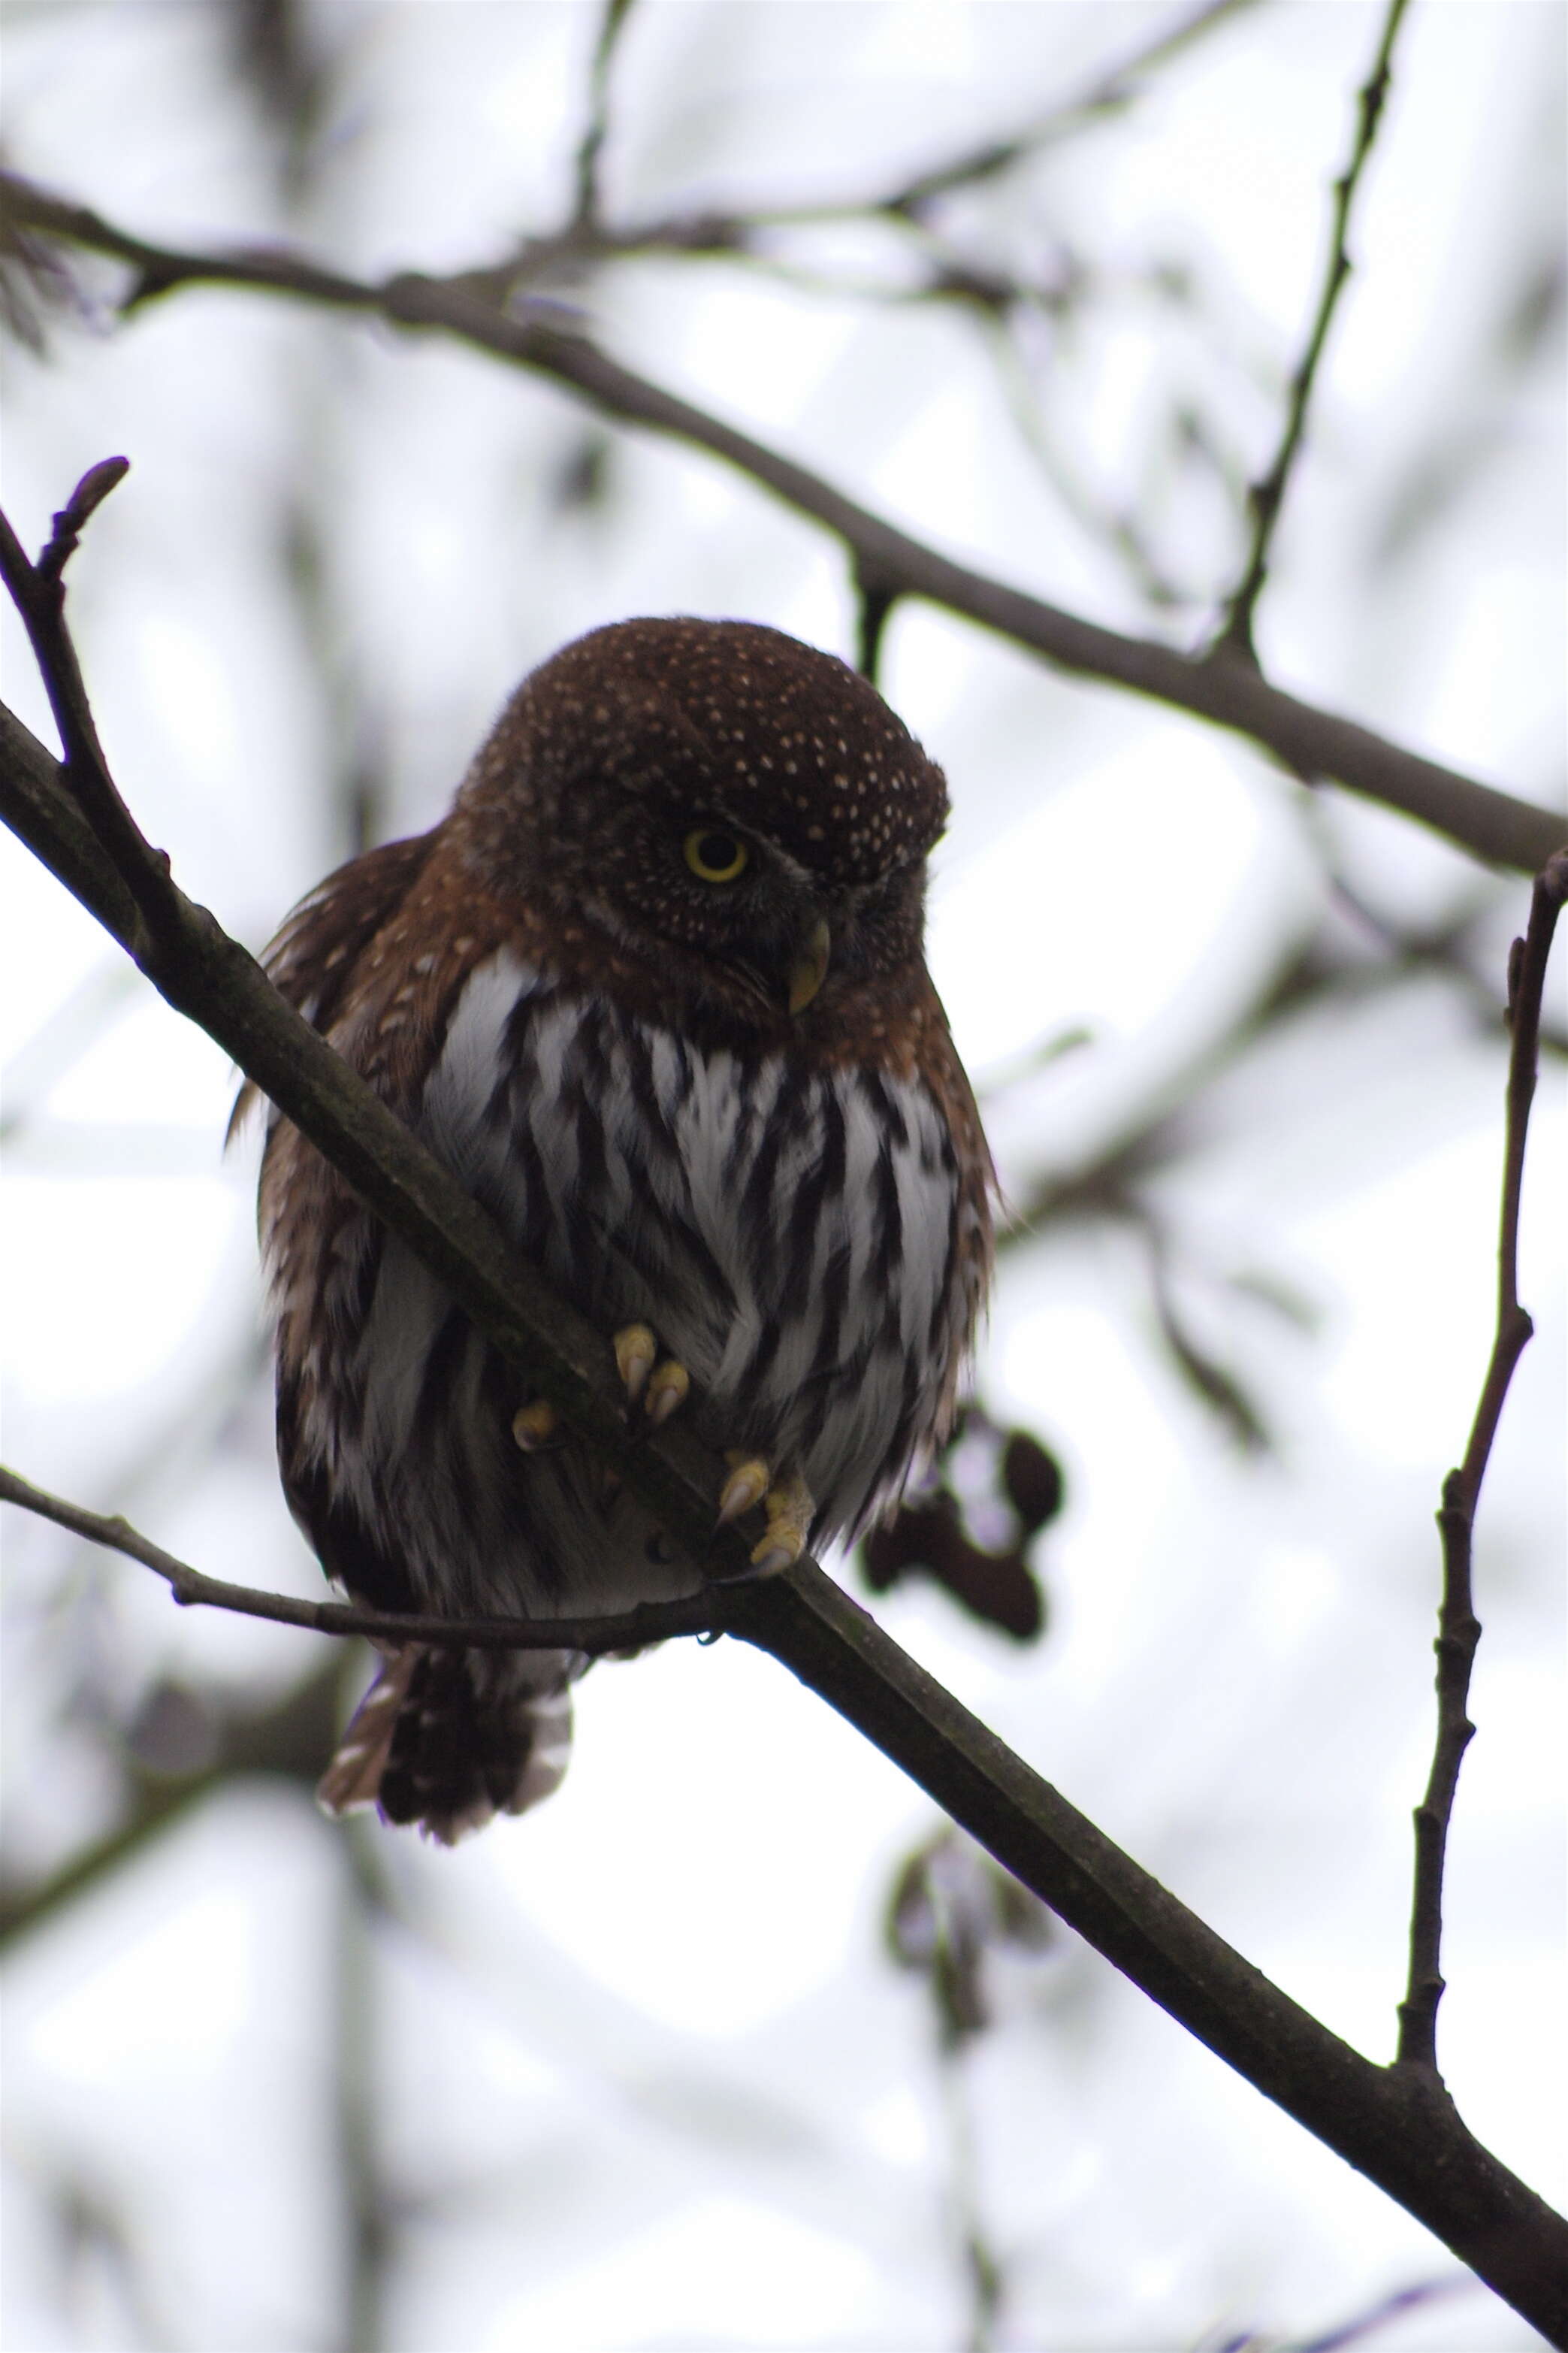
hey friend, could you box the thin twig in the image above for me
[562,0,1261,240]
[0,1465,723,1655]
[852,557,901,683]
[2,172,1561,873]
[1289,2274,1469,2353]
[571,0,639,231]
[334,1825,397,2353]
[1214,0,1412,660]
[0,462,186,957]
[885,0,1260,214]
[1397,850,1568,2073]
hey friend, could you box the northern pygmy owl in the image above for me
[255,618,993,1839]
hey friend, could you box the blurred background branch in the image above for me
[1214,0,1411,661]
[0,169,1560,873]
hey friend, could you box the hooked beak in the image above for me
[787,918,831,1015]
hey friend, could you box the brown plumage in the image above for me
[252,618,994,1838]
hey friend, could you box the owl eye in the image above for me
[683,827,748,883]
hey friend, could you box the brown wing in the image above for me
[229,829,439,1138]
[248,827,444,1604]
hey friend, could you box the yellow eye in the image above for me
[684,827,748,883]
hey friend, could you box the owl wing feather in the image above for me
[230,828,440,1139]
[247,830,582,1842]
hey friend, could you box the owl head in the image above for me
[452,618,949,1024]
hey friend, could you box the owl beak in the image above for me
[787,918,831,1015]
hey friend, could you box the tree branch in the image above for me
[0,1662,343,1944]
[1215,0,1412,660]
[2,507,1567,2327]
[1397,851,1568,2071]
[570,0,639,232]
[0,1464,721,1655]
[2,172,1561,875]
[0,459,185,957]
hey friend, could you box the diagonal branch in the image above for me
[1397,851,1568,2071]
[1215,0,1412,660]
[2,507,1566,2327]
[2,171,1561,875]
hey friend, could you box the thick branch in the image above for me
[1397,853,1567,2070]
[2,625,1566,2325]
[2,171,1561,875]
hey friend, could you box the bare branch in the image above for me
[1397,851,1568,2072]
[851,555,901,684]
[3,507,1568,2326]
[2,171,1562,873]
[35,454,130,581]
[880,0,1261,215]
[0,1465,724,1654]
[0,1662,343,1945]
[1289,2274,1469,2353]
[571,0,639,231]
[553,0,1264,245]
[1215,0,1412,660]
[0,462,187,960]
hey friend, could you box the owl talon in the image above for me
[750,1472,814,1575]
[717,1452,771,1526]
[512,1400,560,1452]
[614,1323,657,1408]
[645,1359,690,1426]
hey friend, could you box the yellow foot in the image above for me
[646,1359,690,1426]
[615,1323,691,1427]
[751,1471,814,1576]
[716,1454,814,1575]
[511,1399,560,1452]
[614,1324,657,1406]
[718,1451,771,1526]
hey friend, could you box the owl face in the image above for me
[452,618,950,1024]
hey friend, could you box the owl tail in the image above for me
[318,1644,582,1844]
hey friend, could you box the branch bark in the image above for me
[1215,0,1412,659]
[1398,852,1567,2070]
[2,170,1563,876]
[2,537,1566,2327]
[0,1463,721,1655]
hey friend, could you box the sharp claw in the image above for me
[750,1472,813,1574]
[717,1453,771,1526]
[614,1323,657,1407]
[511,1400,559,1451]
[749,1538,801,1575]
[646,1360,690,1426]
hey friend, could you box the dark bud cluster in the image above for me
[885,1825,1055,2049]
[859,1405,1063,1641]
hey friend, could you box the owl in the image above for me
[254,618,993,1840]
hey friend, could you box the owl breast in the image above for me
[290,950,969,1625]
